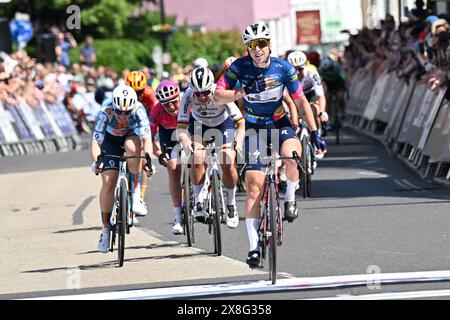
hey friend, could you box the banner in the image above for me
[423,100,450,162]
[374,72,404,123]
[416,88,446,150]
[47,102,77,136]
[0,104,20,143]
[363,72,390,121]
[296,10,321,45]
[4,103,32,140]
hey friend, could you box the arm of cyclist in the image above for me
[309,69,328,123]
[282,89,299,133]
[134,104,153,176]
[175,93,194,154]
[90,110,108,173]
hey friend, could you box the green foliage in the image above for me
[168,29,244,67]
[69,38,159,72]
[124,12,176,42]
[81,0,134,38]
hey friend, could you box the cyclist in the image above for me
[214,22,327,267]
[318,56,346,124]
[149,80,184,235]
[125,71,158,214]
[177,66,245,229]
[287,50,328,132]
[90,84,153,253]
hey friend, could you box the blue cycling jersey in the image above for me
[92,98,151,144]
[222,56,304,125]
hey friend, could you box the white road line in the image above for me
[309,289,450,300]
[394,179,409,189]
[27,270,450,300]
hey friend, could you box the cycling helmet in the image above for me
[193,57,208,68]
[242,22,271,45]
[320,57,333,70]
[223,56,237,71]
[156,80,180,103]
[189,67,214,91]
[112,85,138,111]
[287,51,307,67]
[125,71,147,91]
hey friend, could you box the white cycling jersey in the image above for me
[177,84,243,128]
[300,65,324,101]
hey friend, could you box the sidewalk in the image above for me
[0,166,262,296]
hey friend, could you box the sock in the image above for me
[193,184,204,205]
[101,212,111,230]
[246,218,260,252]
[130,172,142,197]
[284,179,299,202]
[223,187,236,206]
[140,185,147,199]
[173,207,182,223]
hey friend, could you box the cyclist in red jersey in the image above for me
[126,71,158,208]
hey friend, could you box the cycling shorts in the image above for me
[188,116,235,146]
[158,126,180,160]
[100,132,138,172]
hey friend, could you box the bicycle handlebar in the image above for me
[94,152,153,176]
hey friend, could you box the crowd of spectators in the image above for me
[344,10,450,96]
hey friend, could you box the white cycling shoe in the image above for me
[226,205,239,229]
[98,229,110,253]
[133,195,148,216]
[171,220,183,235]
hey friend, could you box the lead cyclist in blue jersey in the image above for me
[90,84,153,253]
[215,22,327,267]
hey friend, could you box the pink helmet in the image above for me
[156,80,180,103]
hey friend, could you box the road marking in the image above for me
[28,269,450,300]
[72,196,95,225]
[309,289,450,300]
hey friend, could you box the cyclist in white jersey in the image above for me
[177,67,245,229]
[287,50,328,128]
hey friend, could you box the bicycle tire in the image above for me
[183,168,195,246]
[301,136,309,199]
[268,182,278,284]
[118,179,127,267]
[211,169,222,256]
[306,143,314,197]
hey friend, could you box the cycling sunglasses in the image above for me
[114,108,132,116]
[193,90,211,97]
[295,66,305,72]
[247,39,270,51]
[161,98,179,106]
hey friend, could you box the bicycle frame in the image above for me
[110,159,132,227]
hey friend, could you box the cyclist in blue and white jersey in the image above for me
[90,85,153,253]
[215,22,327,267]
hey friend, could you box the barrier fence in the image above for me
[345,64,450,186]
[0,98,82,158]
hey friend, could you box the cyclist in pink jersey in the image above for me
[149,80,184,234]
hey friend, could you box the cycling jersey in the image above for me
[139,85,158,114]
[299,65,324,102]
[149,102,177,139]
[177,84,244,128]
[217,56,304,125]
[92,99,151,145]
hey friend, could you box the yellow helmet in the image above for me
[125,71,147,91]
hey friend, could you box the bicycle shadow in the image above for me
[77,241,189,255]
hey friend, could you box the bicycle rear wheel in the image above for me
[118,179,127,267]
[183,168,195,246]
[211,169,222,256]
[268,182,278,284]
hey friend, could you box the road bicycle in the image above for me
[194,136,233,256]
[298,119,316,198]
[95,152,152,267]
[250,144,304,284]
[179,147,195,247]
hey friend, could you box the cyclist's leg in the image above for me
[124,134,147,216]
[278,120,301,221]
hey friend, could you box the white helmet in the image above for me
[189,67,214,91]
[242,22,271,45]
[193,57,208,68]
[112,85,137,112]
[287,51,307,68]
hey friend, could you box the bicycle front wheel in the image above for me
[118,179,127,267]
[183,169,195,246]
[268,182,278,284]
[301,136,309,199]
[211,169,222,256]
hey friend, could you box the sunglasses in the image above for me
[114,109,132,116]
[247,39,270,50]
[161,98,179,106]
[193,90,211,97]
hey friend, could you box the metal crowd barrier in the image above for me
[345,64,450,188]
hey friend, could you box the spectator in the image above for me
[79,35,97,67]
[55,32,77,68]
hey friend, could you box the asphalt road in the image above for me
[2,127,450,301]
